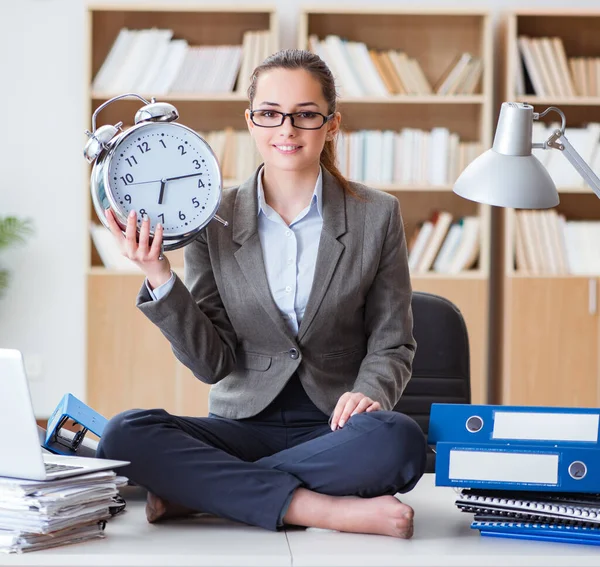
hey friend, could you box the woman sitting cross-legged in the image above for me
[98,48,427,538]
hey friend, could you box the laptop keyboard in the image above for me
[44,462,84,473]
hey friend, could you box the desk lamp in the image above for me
[453,102,600,208]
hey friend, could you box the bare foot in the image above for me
[331,495,414,538]
[145,492,197,523]
[284,489,414,539]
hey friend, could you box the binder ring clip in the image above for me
[568,461,587,480]
[465,415,483,433]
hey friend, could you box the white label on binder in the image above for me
[449,450,559,484]
[492,412,599,442]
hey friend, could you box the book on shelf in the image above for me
[434,52,483,96]
[514,210,600,275]
[336,128,482,186]
[415,211,453,273]
[408,213,480,274]
[568,57,600,97]
[517,35,581,97]
[307,35,434,97]
[197,129,262,182]
[92,27,272,95]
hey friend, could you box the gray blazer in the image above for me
[138,167,415,419]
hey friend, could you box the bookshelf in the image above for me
[85,5,278,418]
[300,7,494,404]
[501,10,600,407]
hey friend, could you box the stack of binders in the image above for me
[428,404,600,546]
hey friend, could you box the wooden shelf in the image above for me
[556,185,600,194]
[509,272,600,279]
[91,91,250,102]
[371,184,456,192]
[514,96,600,106]
[411,271,487,280]
[339,95,486,105]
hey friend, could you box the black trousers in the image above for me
[97,375,427,531]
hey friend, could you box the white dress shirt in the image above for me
[148,168,323,336]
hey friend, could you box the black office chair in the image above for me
[393,291,471,473]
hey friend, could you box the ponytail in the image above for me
[320,139,359,198]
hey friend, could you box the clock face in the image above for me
[106,121,221,238]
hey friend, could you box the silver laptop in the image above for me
[0,348,129,480]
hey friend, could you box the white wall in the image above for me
[1,0,598,417]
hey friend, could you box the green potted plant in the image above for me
[0,216,33,297]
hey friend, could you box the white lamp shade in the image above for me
[453,148,560,209]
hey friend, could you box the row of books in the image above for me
[515,210,600,275]
[336,128,482,186]
[198,129,262,183]
[0,470,126,553]
[430,403,600,546]
[569,58,600,98]
[407,212,480,274]
[517,35,600,97]
[308,35,482,97]
[532,122,600,188]
[92,28,272,95]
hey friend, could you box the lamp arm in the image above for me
[554,133,600,200]
[531,105,600,199]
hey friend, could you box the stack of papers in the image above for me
[0,471,128,554]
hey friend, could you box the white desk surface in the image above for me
[1,474,599,567]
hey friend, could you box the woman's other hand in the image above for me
[330,392,381,431]
[105,208,172,289]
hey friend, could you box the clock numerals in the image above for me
[110,127,216,234]
[125,155,138,167]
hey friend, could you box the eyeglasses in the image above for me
[250,110,334,130]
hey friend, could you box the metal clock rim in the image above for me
[101,121,223,248]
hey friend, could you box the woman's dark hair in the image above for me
[247,49,356,196]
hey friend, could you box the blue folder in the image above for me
[435,441,600,492]
[44,394,107,457]
[473,521,600,546]
[428,403,600,446]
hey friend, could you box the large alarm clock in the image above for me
[84,93,227,251]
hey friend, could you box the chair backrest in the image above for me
[393,291,471,473]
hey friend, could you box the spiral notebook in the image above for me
[456,488,600,526]
[473,521,600,546]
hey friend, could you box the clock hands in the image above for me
[157,173,204,204]
[164,172,204,182]
[127,173,204,187]
[158,179,166,205]
[126,179,162,186]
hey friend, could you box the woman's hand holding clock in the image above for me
[105,207,172,290]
